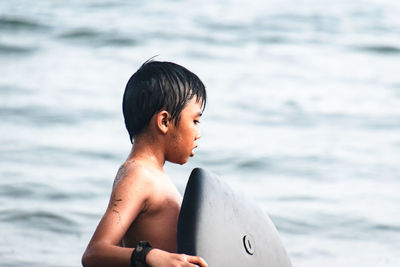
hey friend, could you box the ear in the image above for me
[157,110,170,134]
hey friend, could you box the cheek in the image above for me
[168,136,190,164]
[170,132,184,153]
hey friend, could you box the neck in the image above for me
[127,134,166,170]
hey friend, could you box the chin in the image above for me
[169,157,189,165]
[179,158,189,165]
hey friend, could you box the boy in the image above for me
[82,60,208,267]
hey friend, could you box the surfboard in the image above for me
[177,168,292,267]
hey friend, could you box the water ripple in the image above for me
[58,28,138,47]
[0,43,37,55]
[0,16,49,31]
[0,104,113,126]
[0,209,78,234]
[354,45,400,55]
[274,213,400,242]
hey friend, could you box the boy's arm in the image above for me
[82,171,150,266]
[82,171,207,267]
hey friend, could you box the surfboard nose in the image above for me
[177,168,293,267]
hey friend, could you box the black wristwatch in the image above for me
[131,241,153,267]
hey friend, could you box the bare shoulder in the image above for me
[86,160,162,247]
[114,160,147,183]
[111,160,158,200]
[113,161,131,188]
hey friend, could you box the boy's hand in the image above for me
[146,248,208,267]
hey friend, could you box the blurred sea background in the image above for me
[1,0,400,266]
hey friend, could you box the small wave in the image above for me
[354,45,400,55]
[59,28,100,39]
[256,35,289,44]
[0,104,114,126]
[1,183,64,201]
[143,30,243,47]
[197,20,248,32]
[373,223,400,232]
[58,28,138,47]
[0,43,37,55]
[0,16,48,31]
[0,183,33,198]
[273,216,317,234]
[0,209,78,234]
[277,195,321,202]
[232,154,337,180]
[103,36,138,46]
[74,149,117,161]
[0,84,32,95]
[0,105,77,125]
[363,116,400,130]
[305,213,400,241]
[236,158,268,170]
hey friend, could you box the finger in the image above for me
[186,255,208,267]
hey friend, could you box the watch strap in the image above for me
[131,241,153,267]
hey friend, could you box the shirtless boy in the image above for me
[82,60,208,267]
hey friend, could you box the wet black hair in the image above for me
[123,60,207,143]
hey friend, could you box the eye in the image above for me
[194,120,200,125]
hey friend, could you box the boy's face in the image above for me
[166,97,203,165]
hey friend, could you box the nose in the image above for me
[195,128,201,140]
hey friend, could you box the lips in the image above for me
[191,145,198,156]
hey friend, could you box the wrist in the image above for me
[131,241,153,267]
[144,248,161,267]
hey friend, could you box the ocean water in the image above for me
[1,0,400,266]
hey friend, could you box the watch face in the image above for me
[132,241,153,267]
